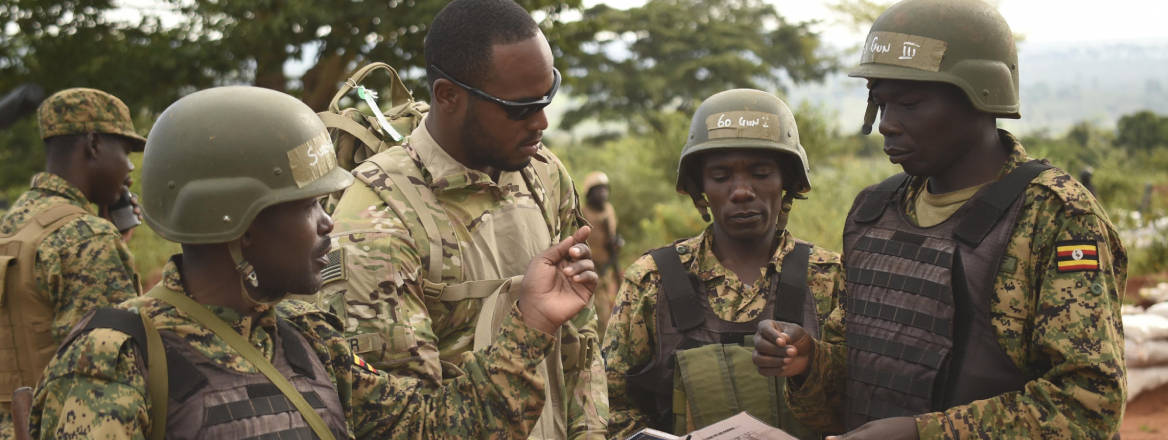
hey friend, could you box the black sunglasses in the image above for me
[430,64,560,121]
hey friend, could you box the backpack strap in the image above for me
[649,246,705,332]
[357,143,456,283]
[774,243,811,326]
[69,307,169,440]
[853,173,910,224]
[954,160,1052,246]
[146,285,336,440]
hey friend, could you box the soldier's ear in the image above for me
[84,132,101,160]
[431,79,463,113]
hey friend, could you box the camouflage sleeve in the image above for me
[288,301,556,439]
[563,300,608,439]
[547,152,608,438]
[785,253,849,434]
[602,255,660,439]
[915,187,1127,438]
[30,329,150,439]
[41,219,140,343]
[319,180,443,381]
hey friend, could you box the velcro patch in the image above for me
[353,353,378,374]
[320,249,345,285]
[1055,240,1099,272]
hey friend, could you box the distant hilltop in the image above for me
[786,38,1168,135]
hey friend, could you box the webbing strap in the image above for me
[383,171,445,283]
[847,297,951,338]
[649,247,705,332]
[850,365,933,399]
[846,267,952,305]
[853,174,909,224]
[954,160,1051,246]
[847,330,945,369]
[318,111,386,154]
[140,308,167,440]
[146,286,336,440]
[426,278,511,302]
[774,243,810,325]
[854,235,954,268]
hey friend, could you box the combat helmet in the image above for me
[582,171,610,195]
[851,0,1019,133]
[677,89,809,221]
[141,86,353,294]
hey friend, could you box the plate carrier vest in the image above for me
[840,161,1049,429]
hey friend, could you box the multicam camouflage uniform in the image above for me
[0,88,143,438]
[30,257,554,439]
[789,136,1128,437]
[604,228,844,439]
[317,120,607,438]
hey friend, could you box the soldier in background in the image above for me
[29,86,600,439]
[753,0,1127,438]
[1,88,143,438]
[580,171,622,336]
[315,0,607,438]
[604,89,844,439]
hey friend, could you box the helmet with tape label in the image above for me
[141,86,354,244]
[850,0,1019,131]
[677,88,809,198]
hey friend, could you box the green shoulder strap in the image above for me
[139,307,168,440]
[146,285,336,440]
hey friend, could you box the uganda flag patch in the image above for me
[354,353,378,374]
[1056,240,1099,272]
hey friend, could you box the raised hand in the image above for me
[752,319,814,377]
[518,226,598,334]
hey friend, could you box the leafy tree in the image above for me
[1116,110,1168,151]
[1,0,583,114]
[555,0,837,133]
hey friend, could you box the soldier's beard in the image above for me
[459,102,531,173]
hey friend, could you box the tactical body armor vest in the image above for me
[350,140,584,439]
[0,204,87,408]
[627,242,820,438]
[840,161,1048,428]
[68,308,349,440]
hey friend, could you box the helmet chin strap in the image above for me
[228,240,281,306]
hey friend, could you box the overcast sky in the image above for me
[589,0,1168,46]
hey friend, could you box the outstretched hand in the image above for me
[752,319,815,377]
[519,226,598,334]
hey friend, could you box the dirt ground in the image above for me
[1121,383,1168,439]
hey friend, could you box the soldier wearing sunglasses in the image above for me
[316,0,607,438]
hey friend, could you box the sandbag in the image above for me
[1126,339,1168,368]
[1126,364,1168,402]
[1122,313,1168,343]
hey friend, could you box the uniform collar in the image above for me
[407,115,548,192]
[29,172,92,212]
[680,226,793,283]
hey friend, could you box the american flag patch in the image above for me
[353,353,378,374]
[321,249,345,285]
[1055,240,1099,272]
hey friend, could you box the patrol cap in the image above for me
[36,88,146,150]
[582,171,610,193]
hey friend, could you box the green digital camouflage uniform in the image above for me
[1,87,144,438]
[30,257,555,439]
[788,133,1128,438]
[604,228,844,438]
[0,173,140,343]
[317,120,607,438]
